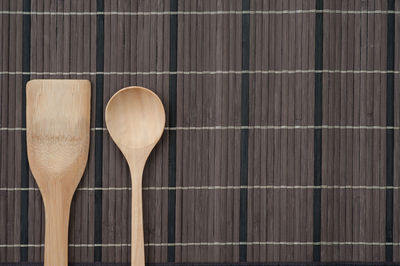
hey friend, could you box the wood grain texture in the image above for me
[105,86,165,266]
[26,79,91,266]
[1,0,400,264]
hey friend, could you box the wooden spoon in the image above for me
[26,79,91,266]
[105,86,165,265]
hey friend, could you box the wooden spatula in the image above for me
[105,86,165,266]
[26,79,91,266]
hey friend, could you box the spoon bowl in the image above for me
[105,86,165,151]
[105,86,165,266]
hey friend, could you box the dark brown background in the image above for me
[1,0,400,264]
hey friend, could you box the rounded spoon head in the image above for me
[105,86,165,156]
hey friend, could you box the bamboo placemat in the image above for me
[1,0,400,264]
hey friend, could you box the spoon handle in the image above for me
[43,194,71,266]
[130,167,145,266]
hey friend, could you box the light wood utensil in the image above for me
[26,79,91,266]
[105,86,165,266]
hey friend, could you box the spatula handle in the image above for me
[43,195,71,266]
[130,167,145,266]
